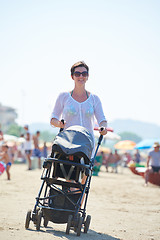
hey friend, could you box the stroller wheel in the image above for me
[66,215,73,235]
[25,210,31,229]
[74,213,80,232]
[36,210,42,231]
[43,216,48,228]
[77,216,83,236]
[84,215,91,233]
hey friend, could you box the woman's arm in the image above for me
[50,93,66,128]
[99,120,107,128]
[93,95,107,135]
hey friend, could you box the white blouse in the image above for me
[50,92,107,139]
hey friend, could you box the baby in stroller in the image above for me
[25,125,103,236]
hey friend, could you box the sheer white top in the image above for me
[50,92,107,139]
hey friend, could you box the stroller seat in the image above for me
[50,125,94,182]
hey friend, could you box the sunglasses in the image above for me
[73,71,88,77]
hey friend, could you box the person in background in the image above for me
[145,142,160,186]
[106,152,114,172]
[24,126,33,170]
[123,152,132,167]
[18,134,26,162]
[24,124,29,131]
[32,131,41,169]
[0,144,12,180]
[113,149,121,173]
[0,130,4,141]
[101,151,108,166]
[41,142,48,158]
[134,149,141,163]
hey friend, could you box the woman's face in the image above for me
[72,66,89,85]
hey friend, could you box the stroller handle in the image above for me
[92,126,114,164]
[94,127,114,132]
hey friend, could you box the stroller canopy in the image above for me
[52,125,94,161]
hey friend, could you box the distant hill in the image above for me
[108,119,160,139]
[29,122,59,135]
[29,119,160,140]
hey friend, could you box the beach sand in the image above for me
[0,164,160,240]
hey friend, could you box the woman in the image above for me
[50,61,107,144]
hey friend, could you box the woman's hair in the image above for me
[70,61,89,76]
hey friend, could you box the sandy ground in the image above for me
[0,163,160,240]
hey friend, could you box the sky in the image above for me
[0,0,160,127]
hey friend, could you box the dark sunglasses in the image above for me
[73,71,88,77]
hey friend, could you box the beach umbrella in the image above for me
[17,137,25,143]
[3,134,18,142]
[114,140,136,150]
[6,141,15,147]
[99,146,111,153]
[135,139,160,149]
[94,127,121,140]
[94,131,121,140]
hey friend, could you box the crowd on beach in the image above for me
[94,148,143,174]
[1,125,160,187]
[1,124,160,186]
[0,125,51,180]
[95,141,160,186]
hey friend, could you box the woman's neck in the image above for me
[72,87,86,96]
[71,87,89,102]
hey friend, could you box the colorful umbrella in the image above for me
[3,134,18,142]
[114,140,136,150]
[94,131,121,140]
[135,139,160,149]
[94,127,121,140]
[99,146,111,153]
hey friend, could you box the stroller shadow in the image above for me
[43,226,120,240]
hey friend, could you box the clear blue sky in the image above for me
[0,0,160,127]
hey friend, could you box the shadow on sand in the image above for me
[27,226,120,240]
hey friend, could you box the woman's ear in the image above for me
[87,73,89,79]
[71,74,74,80]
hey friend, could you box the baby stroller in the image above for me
[25,125,104,236]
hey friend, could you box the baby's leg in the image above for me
[6,165,11,180]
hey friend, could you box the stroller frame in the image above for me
[25,133,103,236]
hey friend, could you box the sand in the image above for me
[0,164,160,240]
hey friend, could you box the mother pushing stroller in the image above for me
[50,61,108,233]
[25,61,108,236]
[50,61,107,144]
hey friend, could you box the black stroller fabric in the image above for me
[51,125,94,163]
[42,188,81,223]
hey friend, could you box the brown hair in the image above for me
[70,61,89,76]
[2,144,9,149]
